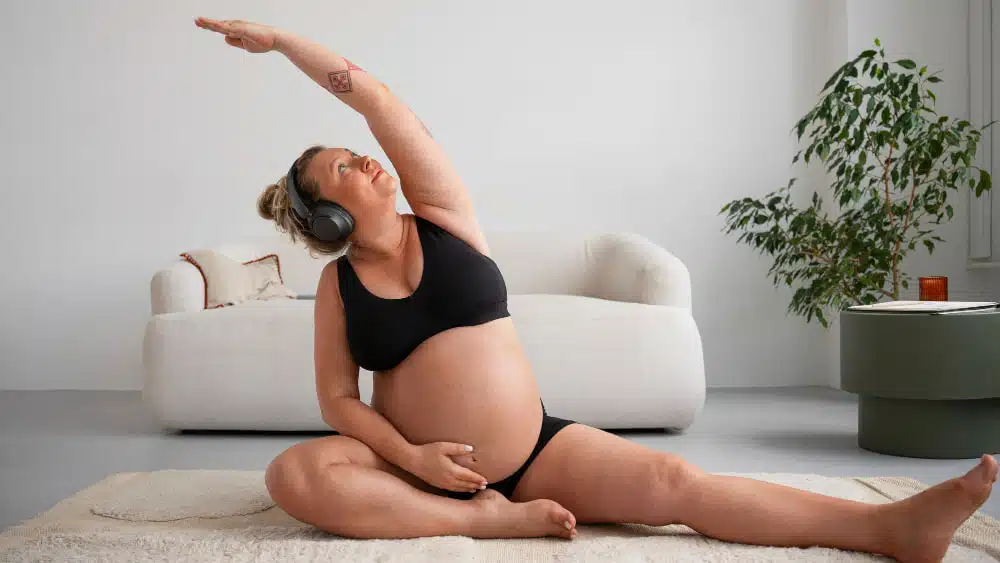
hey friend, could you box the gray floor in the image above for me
[1,386,997,533]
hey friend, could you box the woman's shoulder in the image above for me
[317,255,350,306]
[410,210,491,257]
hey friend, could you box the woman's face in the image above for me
[306,147,397,218]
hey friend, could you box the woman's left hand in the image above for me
[195,17,279,54]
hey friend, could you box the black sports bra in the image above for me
[336,214,510,372]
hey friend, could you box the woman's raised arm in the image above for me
[195,18,385,116]
[196,18,483,246]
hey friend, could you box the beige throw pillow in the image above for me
[180,251,297,309]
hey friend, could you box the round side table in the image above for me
[840,308,1000,459]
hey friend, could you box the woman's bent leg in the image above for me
[264,435,576,539]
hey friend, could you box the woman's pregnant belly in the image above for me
[371,318,544,484]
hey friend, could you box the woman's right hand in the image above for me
[406,442,489,493]
[195,17,279,54]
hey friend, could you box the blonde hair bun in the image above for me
[257,179,286,222]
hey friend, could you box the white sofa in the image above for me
[141,229,706,432]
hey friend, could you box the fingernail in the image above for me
[480,484,486,490]
[564,521,572,530]
[465,445,474,452]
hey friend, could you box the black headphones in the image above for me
[285,161,355,242]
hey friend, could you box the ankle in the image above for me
[458,495,503,536]
[871,502,907,558]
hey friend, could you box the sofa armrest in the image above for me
[584,233,692,309]
[150,259,205,314]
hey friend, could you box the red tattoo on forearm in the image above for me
[328,70,352,93]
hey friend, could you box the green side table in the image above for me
[840,308,1000,459]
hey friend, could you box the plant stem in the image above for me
[803,249,833,264]
[845,263,863,304]
[891,175,921,298]
[804,245,864,305]
[882,144,895,229]
[862,98,888,171]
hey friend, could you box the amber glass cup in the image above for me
[918,276,948,301]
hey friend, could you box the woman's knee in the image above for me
[264,436,371,507]
[265,449,311,507]
[652,453,705,497]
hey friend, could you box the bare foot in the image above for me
[469,488,577,540]
[886,454,998,563]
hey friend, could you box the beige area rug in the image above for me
[2,470,999,562]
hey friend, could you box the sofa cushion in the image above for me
[180,251,296,309]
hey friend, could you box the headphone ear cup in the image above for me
[309,202,355,242]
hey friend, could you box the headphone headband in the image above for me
[285,162,312,222]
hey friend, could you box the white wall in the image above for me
[1,0,946,390]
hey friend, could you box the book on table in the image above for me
[847,301,999,314]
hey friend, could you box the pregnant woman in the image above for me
[196,17,995,562]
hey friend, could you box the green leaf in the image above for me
[946,205,954,219]
[822,61,852,92]
[927,76,942,83]
[796,119,808,140]
[923,239,935,253]
[978,169,993,197]
[860,49,877,58]
[896,59,916,70]
[875,38,881,47]
[847,109,860,128]
[929,140,943,158]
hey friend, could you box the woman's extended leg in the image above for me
[264,434,576,539]
[512,424,997,562]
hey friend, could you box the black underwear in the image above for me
[447,403,575,500]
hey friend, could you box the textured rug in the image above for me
[2,470,999,562]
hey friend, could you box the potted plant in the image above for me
[720,39,994,327]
